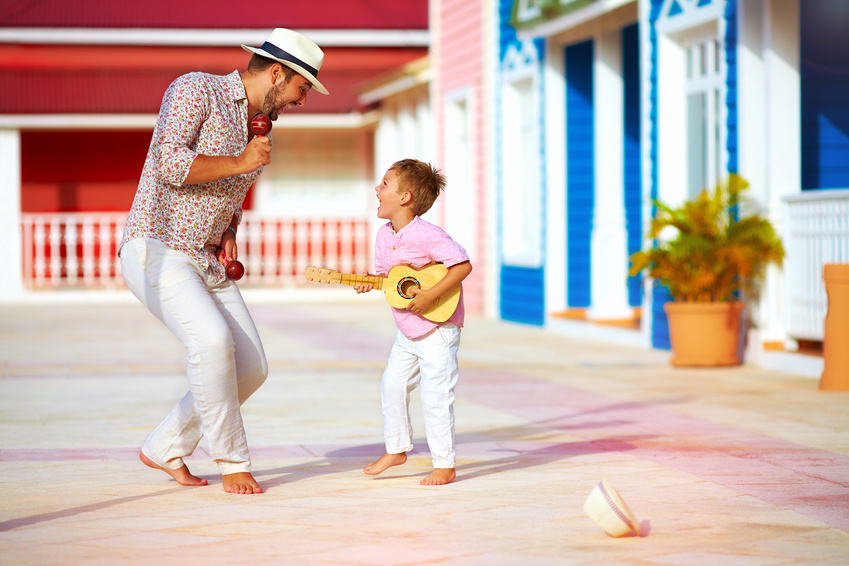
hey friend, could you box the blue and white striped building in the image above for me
[490,0,848,364]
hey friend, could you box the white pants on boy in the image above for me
[120,238,267,475]
[381,323,461,469]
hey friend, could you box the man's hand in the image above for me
[184,137,272,185]
[217,228,238,266]
[239,136,272,174]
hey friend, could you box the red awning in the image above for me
[0,45,426,114]
[0,0,428,29]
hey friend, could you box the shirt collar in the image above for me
[229,70,248,103]
[390,215,419,235]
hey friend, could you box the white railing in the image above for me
[783,189,849,340]
[20,212,371,290]
[21,213,127,289]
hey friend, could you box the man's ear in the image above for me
[271,63,285,84]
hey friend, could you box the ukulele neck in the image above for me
[338,273,386,290]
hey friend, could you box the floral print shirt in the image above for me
[121,70,265,282]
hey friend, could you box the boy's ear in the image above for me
[400,191,412,206]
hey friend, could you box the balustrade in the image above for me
[783,189,849,340]
[20,212,371,290]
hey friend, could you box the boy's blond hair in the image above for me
[390,159,446,217]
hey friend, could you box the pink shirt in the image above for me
[121,70,264,282]
[374,216,470,339]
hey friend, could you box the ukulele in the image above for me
[305,264,461,323]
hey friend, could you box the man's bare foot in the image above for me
[421,468,456,485]
[222,472,262,494]
[140,451,208,486]
[363,452,407,475]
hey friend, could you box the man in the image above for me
[119,29,329,494]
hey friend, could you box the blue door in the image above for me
[565,39,594,308]
[801,0,849,190]
[623,23,643,307]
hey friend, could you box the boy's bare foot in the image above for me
[421,468,456,485]
[140,451,208,486]
[363,452,407,475]
[222,472,263,494]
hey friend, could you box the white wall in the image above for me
[0,129,23,301]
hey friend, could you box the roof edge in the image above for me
[0,111,379,130]
[0,28,429,47]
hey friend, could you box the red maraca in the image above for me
[226,260,245,281]
[251,113,272,136]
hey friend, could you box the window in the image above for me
[685,37,724,198]
[501,76,542,266]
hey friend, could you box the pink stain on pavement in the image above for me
[461,368,849,532]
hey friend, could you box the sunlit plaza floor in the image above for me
[1,295,847,565]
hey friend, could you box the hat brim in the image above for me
[241,45,329,95]
[599,476,641,535]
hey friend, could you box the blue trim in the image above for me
[725,0,738,174]
[648,0,668,349]
[497,0,546,325]
[668,1,684,17]
[651,284,672,349]
[565,39,594,308]
[501,266,545,325]
[623,23,642,307]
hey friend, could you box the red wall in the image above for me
[21,130,150,212]
[21,129,258,213]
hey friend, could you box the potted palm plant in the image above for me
[629,175,785,366]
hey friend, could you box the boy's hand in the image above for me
[354,272,374,294]
[404,261,472,317]
[406,287,435,315]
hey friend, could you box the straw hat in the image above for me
[242,28,329,95]
[583,476,641,537]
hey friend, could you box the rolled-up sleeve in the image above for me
[427,227,469,267]
[154,75,209,186]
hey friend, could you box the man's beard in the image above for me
[261,80,289,121]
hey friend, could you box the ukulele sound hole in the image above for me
[397,277,421,299]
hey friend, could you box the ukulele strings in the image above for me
[340,273,384,289]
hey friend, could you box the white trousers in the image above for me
[120,238,268,475]
[381,324,461,469]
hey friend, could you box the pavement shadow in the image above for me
[454,435,648,482]
[0,487,185,532]
[252,411,656,489]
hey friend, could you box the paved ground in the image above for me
[1,293,848,565]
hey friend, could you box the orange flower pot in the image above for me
[820,264,849,391]
[664,301,744,367]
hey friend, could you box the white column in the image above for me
[0,129,23,300]
[762,0,801,347]
[545,37,568,314]
[639,0,656,347]
[372,107,398,243]
[588,30,632,321]
[741,0,800,352]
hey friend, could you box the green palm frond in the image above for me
[629,175,785,303]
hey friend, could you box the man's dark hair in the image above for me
[247,54,298,81]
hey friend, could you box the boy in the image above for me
[355,159,472,486]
